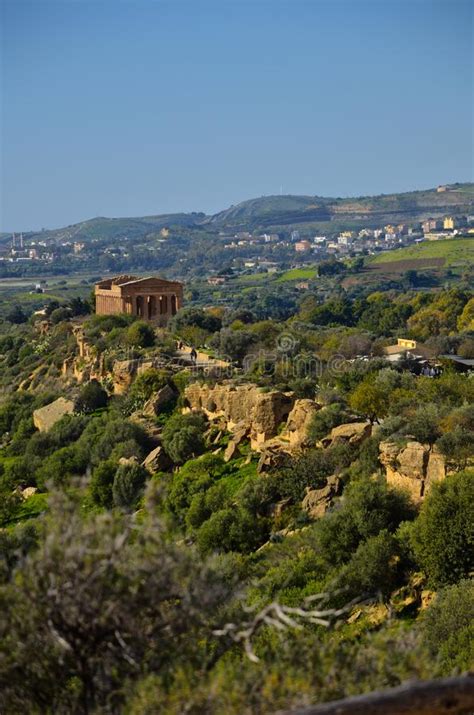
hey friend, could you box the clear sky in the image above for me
[1,0,472,231]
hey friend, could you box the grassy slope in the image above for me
[370,237,474,267]
[277,267,317,281]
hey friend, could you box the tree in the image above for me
[422,579,474,674]
[196,507,269,555]
[335,530,401,599]
[404,404,441,446]
[126,368,172,411]
[410,470,474,587]
[90,459,117,509]
[6,305,27,324]
[126,321,155,348]
[457,296,474,331]
[210,328,256,363]
[170,307,221,334]
[161,413,207,465]
[112,462,148,510]
[74,379,108,414]
[349,378,388,423]
[68,296,91,317]
[316,478,415,567]
[0,492,228,713]
[50,307,72,324]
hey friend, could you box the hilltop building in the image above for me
[95,275,183,326]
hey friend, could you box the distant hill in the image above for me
[207,183,474,231]
[3,183,473,245]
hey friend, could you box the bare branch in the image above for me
[213,593,371,662]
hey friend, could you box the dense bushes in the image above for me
[74,379,108,413]
[410,471,474,587]
[161,412,206,464]
[112,462,148,510]
[422,579,474,673]
[315,478,415,567]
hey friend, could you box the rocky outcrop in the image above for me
[379,440,446,501]
[321,421,372,448]
[21,486,38,500]
[142,445,171,473]
[224,440,241,462]
[112,358,168,394]
[301,474,342,519]
[257,443,291,473]
[283,399,321,448]
[33,397,75,432]
[141,385,176,417]
[184,382,295,450]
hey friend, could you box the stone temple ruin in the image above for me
[95,275,183,326]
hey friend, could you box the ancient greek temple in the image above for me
[95,275,183,326]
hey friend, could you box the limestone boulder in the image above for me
[322,421,372,448]
[301,475,342,519]
[224,440,241,463]
[112,360,138,394]
[21,486,38,500]
[230,421,250,446]
[397,441,427,481]
[142,445,171,473]
[142,384,176,417]
[33,397,75,432]
[426,446,446,487]
[119,455,139,466]
[283,399,320,448]
[184,382,295,451]
[250,390,294,449]
[379,440,446,502]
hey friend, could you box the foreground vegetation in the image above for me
[0,278,472,713]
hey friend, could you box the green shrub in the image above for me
[36,446,87,489]
[307,403,349,442]
[335,530,401,599]
[410,471,474,587]
[126,321,155,348]
[422,579,474,673]
[161,413,206,465]
[197,507,269,554]
[166,454,225,523]
[112,462,148,510]
[316,478,415,566]
[74,379,108,414]
[90,460,118,509]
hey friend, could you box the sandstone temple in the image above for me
[95,275,183,326]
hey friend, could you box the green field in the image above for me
[277,267,317,282]
[370,237,474,268]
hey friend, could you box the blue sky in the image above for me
[1,0,472,231]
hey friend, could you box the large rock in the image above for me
[301,475,342,519]
[142,445,171,473]
[21,486,38,500]
[223,440,241,462]
[321,421,372,448]
[142,384,176,417]
[282,399,320,448]
[33,397,75,432]
[185,382,295,451]
[379,440,446,501]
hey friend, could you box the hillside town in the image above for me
[2,211,474,281]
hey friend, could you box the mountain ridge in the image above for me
[3,183,473,245]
